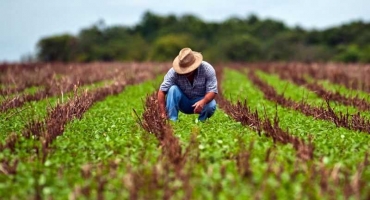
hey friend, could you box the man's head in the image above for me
[173,47,203,74]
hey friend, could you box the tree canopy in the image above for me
[37,11,370,63]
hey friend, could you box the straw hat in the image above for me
[172,47,203,74]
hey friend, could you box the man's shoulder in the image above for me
[165,68,176,76]
[200,61,214,69]
[199,61,215,74]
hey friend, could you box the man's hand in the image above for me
[192,99,206,114]
[192,92,216,114]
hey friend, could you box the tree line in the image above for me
[37,11,370,63]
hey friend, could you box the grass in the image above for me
[1,68,369,199]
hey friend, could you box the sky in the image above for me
[0,0,369,62]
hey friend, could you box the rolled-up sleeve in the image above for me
[205,64,218,94]
[159,68,176,92]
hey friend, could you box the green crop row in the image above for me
[41,79,162,199]
[0,79,119,198]
[1,74,301,199]
[171,111,302,199]
[0,80,112,140]
[1,69,369,199]
[319,79,370,103]
[220,69,370,199]
[0,86,42,104]
[0,78,161,199]
[223,69,370,165]
[256,70,370,119]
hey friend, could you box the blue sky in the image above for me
[1,0,369,62]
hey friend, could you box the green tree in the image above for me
[222,34,262,62]
[35,12,370,63]
[334,44,362,63]
[360,45,370,63]
[89,26,148,61]
[251,19,287,40]
[75,23,105,61]
[148,34,194,61]
[103,34,148,61]
[135,11,178,42]
[37,34,77,62]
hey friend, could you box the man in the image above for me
[158,47,218,122]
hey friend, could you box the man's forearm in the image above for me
[192,92,217,114]
[202,92,216,104]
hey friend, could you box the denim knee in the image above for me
[199,100,216,121]
[168,85,180,94]
[205,100,217,114]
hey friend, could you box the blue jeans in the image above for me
[166,85,216,121]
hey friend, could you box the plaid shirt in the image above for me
[159,61,218,99]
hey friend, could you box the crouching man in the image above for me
[158,47,218,122]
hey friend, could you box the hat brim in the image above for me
[172,51,203,74]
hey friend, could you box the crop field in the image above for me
[0,62,370,199]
